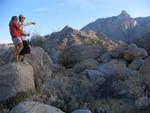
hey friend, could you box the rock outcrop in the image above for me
[0,62,35,101]
[9,101,65,113]
[123,44,147,61]
[26,47,53,89]
[139,56,150,88]
[72,109,92,113]
[128,59,144,70]
[61,45,103,67]
[73,59,99,73]
[111,44,148,61]
[0,46,53,89]
[136,32,150,54]
[97,59,127,78]
[135,96,150,109]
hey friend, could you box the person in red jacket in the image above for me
[9,16,23,61]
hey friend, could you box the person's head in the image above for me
[9,16,18,25]
[19,15,25,22]
[11,16,18,22]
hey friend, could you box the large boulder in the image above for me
[96,59,127,78]
[92,98,134,113]
[9,101,65,113]
[112,69,144,97]
[128,59,144,70]
[139,56,150,88]
[0,46,14,65]
[123,44,148,61]
[135,96,150,109]
[0,46,53,90]
[136,32,150,54]
[112,80,128,96]
[0,62,35,101]
[111,44,148,61]
[26,47,53,89]
[111,47,125,58]
[123,74,145,98]
[113,68,145,98]
[81,69,106,82]
[72,109,92,113]
[73,59,99,73]
[100,52,112,63]
[61,45,103,67]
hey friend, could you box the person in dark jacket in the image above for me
[19,15,35,63]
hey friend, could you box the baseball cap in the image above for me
[19,14,25,19]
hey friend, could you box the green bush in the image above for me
[84,39,107,52]
[30,34,46,47]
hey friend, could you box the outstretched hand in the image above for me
[32,22,36,25]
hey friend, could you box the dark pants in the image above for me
[19,40,30,55]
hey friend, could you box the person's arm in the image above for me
[21,32,30,36]
[23,22,36,26]
[13,23,21,31]
[14,23,29,36]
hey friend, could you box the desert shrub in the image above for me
[0,90,35,113]
[84,39,107,52]
[90,98,133,113]
[30,34,46,47]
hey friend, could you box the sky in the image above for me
[0,0,150,43]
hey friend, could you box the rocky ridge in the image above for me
[81,10,150,43]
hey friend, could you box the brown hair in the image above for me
[9,16,18,26]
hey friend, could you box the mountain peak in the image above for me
[119,10,130,17]
[61,25,76,33]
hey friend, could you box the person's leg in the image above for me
[16,43,23,60]
[12,37,23,61]
[18,40,26,61]
[22,41,30,64]
[14,45,19,60]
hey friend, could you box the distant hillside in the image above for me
[81,10,150,43]
[30,26,121,63]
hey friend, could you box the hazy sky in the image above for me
[0,0,150,43]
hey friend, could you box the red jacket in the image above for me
[9,22,21,38]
